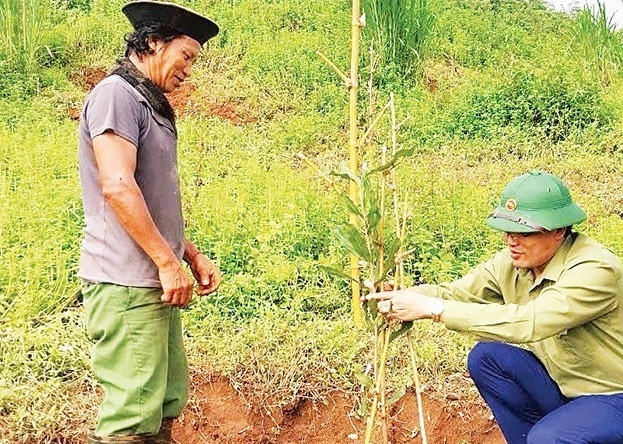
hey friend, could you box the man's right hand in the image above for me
[159,262,195,307]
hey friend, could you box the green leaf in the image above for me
[364,297,379,322]
[389,321,413,342]
[387,385,406,406]
[337,192,364,219]
[367,208,382,234]
[335,224,372,261]
[357,394,369,417]
[367,147,415,175]
[354,370,374,389]
[317,265,359,283]
[362,176,382,233]
[385,238,401,264]
[373,239,401,286]
[330,161,360,184]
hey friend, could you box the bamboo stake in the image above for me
[388,93,427,442]
[367,41,376,139]
[316,50,350,87]
[359,101,391,147]
[349,0,364,327]
[313,3,365,326]
[390,93,404,286]
[295,153,340,193]
[364,326,391,444]
[407,333,428,444]
[378,144,388,444]
[379,330,389,444]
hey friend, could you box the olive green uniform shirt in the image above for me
[418,233,623,398]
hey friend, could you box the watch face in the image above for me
[432,299,444,315]
[431,299,444,322]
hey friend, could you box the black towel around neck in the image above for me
[108,57,177,133]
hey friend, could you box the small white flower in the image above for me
[59,344,74,353]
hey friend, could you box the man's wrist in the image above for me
[186,250,203,264]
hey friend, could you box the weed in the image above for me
[443,70,611,142]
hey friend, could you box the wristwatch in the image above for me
[431,299,444,323]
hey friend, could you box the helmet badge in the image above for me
[505,199,517,211]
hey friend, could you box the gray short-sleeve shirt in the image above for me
[78,75,184,287]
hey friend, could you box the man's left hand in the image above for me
[190,254,222,296]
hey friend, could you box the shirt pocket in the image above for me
[555,327,590,371]
[150,108,176,135]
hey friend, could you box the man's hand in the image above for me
[366,289,441,322]
[190,254,222,296]
[159,262,195,307]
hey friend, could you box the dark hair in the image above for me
[124,23,183,58]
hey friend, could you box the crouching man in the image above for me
[368,170,623,443]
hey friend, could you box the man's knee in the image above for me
[527,419,602,444]
[467,342,498,380]
[527,421,568,444]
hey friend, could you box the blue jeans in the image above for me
[467,342,623,444]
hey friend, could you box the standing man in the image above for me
[368,171,623,444]
[78,2,221,443]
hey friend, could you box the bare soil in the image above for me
[173,373,504,444]
[69,68,255,126]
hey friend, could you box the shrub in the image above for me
[443,70,611,142]
[432,0,564,69]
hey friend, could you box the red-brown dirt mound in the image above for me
[173,374,504,444]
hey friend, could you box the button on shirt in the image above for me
[418,233,623,397]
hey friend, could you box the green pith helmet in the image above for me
[487,170,587,233]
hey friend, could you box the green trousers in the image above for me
[83,283,189,436]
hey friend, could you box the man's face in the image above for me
[148,35,201,93]
[503,228,566,277]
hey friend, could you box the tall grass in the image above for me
[572,0,623,86]
[362,0,435,82]
[0,0,49,71]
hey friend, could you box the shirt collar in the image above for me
[531,233,576,287]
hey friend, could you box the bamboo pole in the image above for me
[379,143,388,444]
[364,326,391,444]
[349,0,363,327]
[408,334,428,444]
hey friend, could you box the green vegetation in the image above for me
[362,0,436,83]
[3,0,623,442]
[573,0,623,86]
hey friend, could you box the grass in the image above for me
[3,0,623,441]
[362,0,436,82]
[0,0,49,71]
[571,0,623,86]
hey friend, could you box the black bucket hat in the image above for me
[122,1,219,45]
